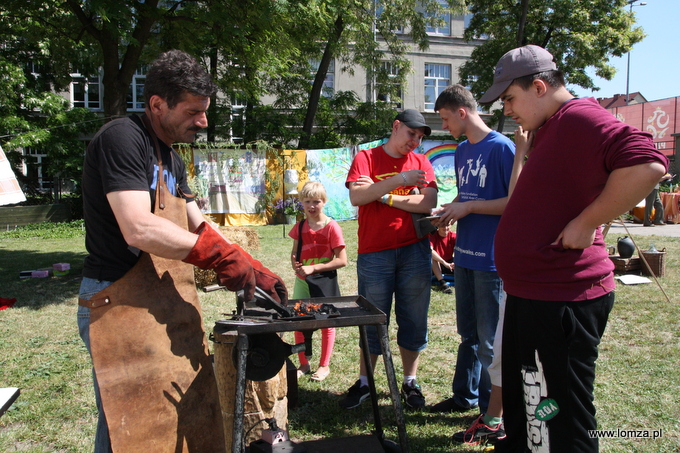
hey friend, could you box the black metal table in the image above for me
[213,295,410,453]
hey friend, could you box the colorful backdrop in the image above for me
[191,139,458,225]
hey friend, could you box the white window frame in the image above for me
[309,59,335,98]
[375,61,403,109]
[426,0,451,36]
[424,63,451,111]
[23,147,52,192]
[229,94,247,144]
[70,72,102,110]
[127,66,147,111]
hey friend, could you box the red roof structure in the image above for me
[597,92,647,109]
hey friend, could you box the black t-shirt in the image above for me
[82,115,193,281]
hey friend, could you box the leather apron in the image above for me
[81,127,225,452]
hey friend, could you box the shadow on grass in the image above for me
[290,386,393,438]
[0,248,86,310]
[287,386,478,452]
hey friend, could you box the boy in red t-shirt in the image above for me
[430,225,456,293]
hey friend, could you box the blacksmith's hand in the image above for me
[183,222,288,305]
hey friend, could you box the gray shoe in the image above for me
[339,380,370,409]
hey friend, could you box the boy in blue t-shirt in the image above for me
[430,85,514,444]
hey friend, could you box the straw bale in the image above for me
[194,268,218,288]
[218,226,260,251]
[192,226,260,288]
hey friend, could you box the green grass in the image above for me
[0,221,678,452]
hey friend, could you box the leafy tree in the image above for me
[146,0,329,143]
[460,0,645,99]
[303,91,399,149]
[1,0,472,151]
[0,0,207,118]
[0,56,101,201]
[236,93,396,149]
[295,0,467,148]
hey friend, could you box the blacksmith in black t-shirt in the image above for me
[78,50,287,452]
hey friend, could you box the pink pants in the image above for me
[295,328,336,367]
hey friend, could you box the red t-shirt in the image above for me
[288,219,345,280]
[346,146,437,254]
[430,231,457,262]
[495,98,668,301]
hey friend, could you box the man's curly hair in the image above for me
[144,50,217,109]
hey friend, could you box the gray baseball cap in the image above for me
[395,109,431,136]
[478,45,558,104]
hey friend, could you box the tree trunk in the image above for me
[516,0,530,47]
[66,0,158,120]
[208,45,219,142]
[496,0,530,133]
[298,14,344,149]
[102,75,131,119]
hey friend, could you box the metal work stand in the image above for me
[215,296,410,453]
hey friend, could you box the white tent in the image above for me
[0,145,26,206]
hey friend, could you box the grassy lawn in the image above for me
[0,220,678,452]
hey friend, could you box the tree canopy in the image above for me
[0,12,101,196]
[459,0,645,99]
[284,0,467,147]
[0,0,647,153]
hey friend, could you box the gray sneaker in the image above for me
[452,414,507,445]
[401,381,425,409]
[339,380,370,409]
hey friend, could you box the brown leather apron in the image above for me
[81,125,225,452]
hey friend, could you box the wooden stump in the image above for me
[213,331,288,447]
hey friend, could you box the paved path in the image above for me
[605,220,680,238]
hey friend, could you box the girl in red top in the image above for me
[289,181,347,381]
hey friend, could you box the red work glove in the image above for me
[230,242,289,306]
[183,222,288,305]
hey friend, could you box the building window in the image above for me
[376,4,404,34]
[464,13,473,29]
[426,0,451,36]
[71,74,101,110]
[29,62,44,76]
[230,94,247,144]
[424,64,450,110]
[127,66,147,111]
[309,59,335,97]
[22,147,52,192]
[463,75,489,113]
[376,62,402,109]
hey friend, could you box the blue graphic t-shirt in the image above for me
[454,130,515,271]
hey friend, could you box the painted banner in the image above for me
[306,138,386,221]
[192,148,267,214]
[0,145,26,206]
[416,140,458,206]
[190,139,458,222]
[307,139,458,221]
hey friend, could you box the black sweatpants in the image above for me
[495,292,614,453]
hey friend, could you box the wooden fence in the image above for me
[0,204,71,229]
